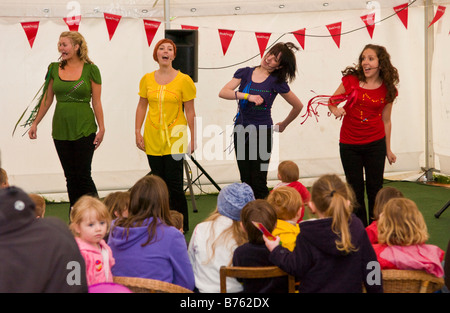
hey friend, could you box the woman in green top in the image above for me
[28,31,105,210]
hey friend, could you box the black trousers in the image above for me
[147,154,189,231]
[54,133,98,208]
[339,137,386,227]
[234,125,273,199]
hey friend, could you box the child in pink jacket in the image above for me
[70,196,115,286]
[372,198,444,277]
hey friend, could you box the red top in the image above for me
[340,75,388,145]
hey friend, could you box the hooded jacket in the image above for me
[0,187,87,292]
[269,214,382,293]
[108,217,194,290]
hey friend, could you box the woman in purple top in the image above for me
[108,175,194,290]
[219,42,304,199]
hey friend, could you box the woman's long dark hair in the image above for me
[342,44,399,104]
[265,42,299,83]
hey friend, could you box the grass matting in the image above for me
[45,179,450,250]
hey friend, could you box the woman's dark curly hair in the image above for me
[264,42,299,84]
[342,44,399,104]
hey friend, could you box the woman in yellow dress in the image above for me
[135,39,196,232]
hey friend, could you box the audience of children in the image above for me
[264,174,382,293]
[103,191,130,219]
[266,186,302,251]
[70,195,115,286]
[3,149,447,293]
[29,193,46,218]
[108,175,195,290]
[366,186,404,244]
[372,198,444,277]
[273,161,310,222]
[232,199,289,293]
[188,182,254,293]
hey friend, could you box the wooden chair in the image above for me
[113,276,193,293]
[381,269,444,293]
[219,266,296,293]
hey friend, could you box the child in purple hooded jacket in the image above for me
[108,175,194,290]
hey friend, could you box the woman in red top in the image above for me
[329,44,399,227]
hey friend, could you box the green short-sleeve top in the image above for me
[46,62,101,140]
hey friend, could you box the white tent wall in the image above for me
[0,0,444,200]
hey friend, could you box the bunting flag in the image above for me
[104,13,122,40]
[292,28,306,50]
[394,3,408,29]
[361,13,376,38]
[255,32,271,57]
[143,19,161,46]
[326,22,342,48]
[428,5,446,28]
[181,25,199,30]
[21,21,39,48]
[63,15,81,31]
[218,29,235,55]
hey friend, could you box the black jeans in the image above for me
[54,133,98,208]
[234,125,273,199]
[147,154,189,231]
[339,137,386,227]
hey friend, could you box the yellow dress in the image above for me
[138,71,196,156]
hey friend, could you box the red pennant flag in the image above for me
[255,32,271,58]
[21,21,39,48]
[394,3,408,29]
[326,22,342,48]
[143,19,161,47]
[361,13,376,38]
[63,15,81,32]
[428,5,446,28]
[218,29,235,55]
[181,25,198,30]
[292,28,306,50]
[104,13,122,40]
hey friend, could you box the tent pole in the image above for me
[424,0,435,181]
[164,0,171,30]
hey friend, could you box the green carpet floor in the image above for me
[45,179,450,250]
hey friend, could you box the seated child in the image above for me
[366,187,403,244]
[232,199,289,293]
[103,191,130,219]
[188,182,254,293]
[273,161,310,222]
[29,193,46,218]
[372,198,444,277]
[0,168,9,188]
[70,195,115,286]
[266,186,302,251]
[170,210,184,234]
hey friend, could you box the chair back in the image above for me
[382,269,444,293]
[219,266,296,293]
[113,276,193,293]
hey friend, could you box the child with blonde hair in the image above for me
[373,198,444,277]
[274,160,310,222]
[70,195,115,286]
[366,186,404,244]
[264,174,381,293]
[266,186,302,251]
[188,182,254,293]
